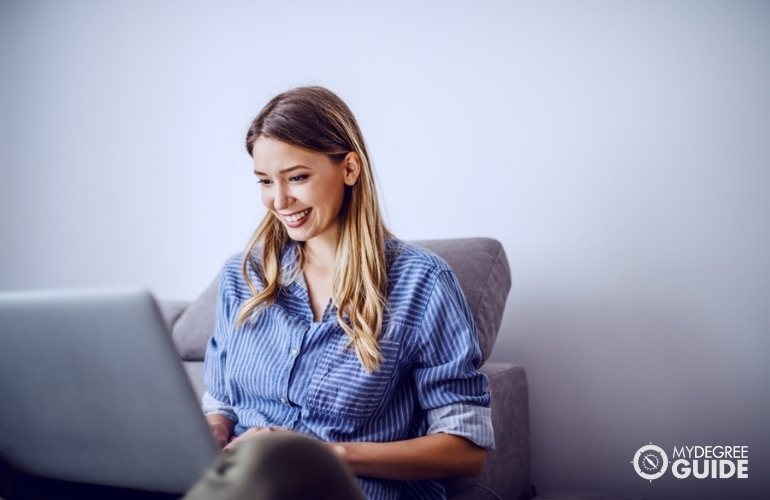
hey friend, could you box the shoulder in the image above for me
[384,238,461,320]
[385,238,453,280]
[218,243,266,293]
[222,252,245,278]
[217,253,250,303]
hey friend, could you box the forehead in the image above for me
[252,136,332,173]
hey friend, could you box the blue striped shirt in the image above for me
[203,238,493,499]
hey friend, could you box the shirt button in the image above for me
[280,397,287,404]
[290,348,299,356]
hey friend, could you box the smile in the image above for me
[283,208,311,224]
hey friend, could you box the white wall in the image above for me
[2,1,769,498]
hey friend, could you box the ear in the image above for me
[342,152,361,186]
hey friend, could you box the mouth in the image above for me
[281,208,311,225]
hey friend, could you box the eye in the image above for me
[256,178,273,185]
[289,174,309,182]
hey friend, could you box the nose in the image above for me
[272,183,292,211]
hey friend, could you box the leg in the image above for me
[183,432,364,500]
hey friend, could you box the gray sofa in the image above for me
[159,237,533,500]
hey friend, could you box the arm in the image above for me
[335,266,491,481]
[331,433,486,481]
[202,262,242,449]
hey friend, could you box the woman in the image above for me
[197,86,493,499]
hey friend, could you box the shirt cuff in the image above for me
[201,391,238,422]
[426,402,495,449]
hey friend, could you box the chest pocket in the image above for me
[306,335,403,420]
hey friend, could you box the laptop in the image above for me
[0,288,220,495]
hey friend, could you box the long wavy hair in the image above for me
[237,86,390,372]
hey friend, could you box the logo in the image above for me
[632,443,749,481]
[632,443,669,481]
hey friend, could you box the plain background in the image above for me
[2,1,769,498]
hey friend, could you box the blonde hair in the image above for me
[238,86,390,372]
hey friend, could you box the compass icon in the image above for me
[632,443,668,481]
[641,451,662,472]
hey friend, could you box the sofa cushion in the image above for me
[173,238,511,363]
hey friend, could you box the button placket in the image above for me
[283,320,309,409]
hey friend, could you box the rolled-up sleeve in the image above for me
[202,391,237,421]
[427,402,494,449]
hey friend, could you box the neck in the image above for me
[303,235,338,272]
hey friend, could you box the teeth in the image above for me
[285,209,310,223]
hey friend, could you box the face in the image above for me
[252,136,360,249]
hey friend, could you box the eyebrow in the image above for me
[253,165,310,176]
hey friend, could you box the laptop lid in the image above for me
[0,288,220,494]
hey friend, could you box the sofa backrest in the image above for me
[170,237,511,364]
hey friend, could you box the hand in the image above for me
[209,421,232,449]
[206,414,236,449]
[327,442,348,461]
[223,426,279,452]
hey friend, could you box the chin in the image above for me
[285,229,311,243]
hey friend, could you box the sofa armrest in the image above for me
[183,361,206,403]
[446,362,532,500]
[157,300,189,333]
[157,299,212,361]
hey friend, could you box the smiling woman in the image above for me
[252,138,359,266]
[193,86,493,500]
